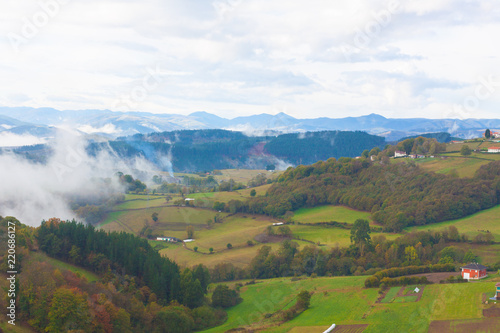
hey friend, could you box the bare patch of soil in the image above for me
[406,272,459,283]
[484,307,500,317]
[429,318,500,333]
[254,233,291,243]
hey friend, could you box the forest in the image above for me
[0,217,240,332]
[86,129,386,172]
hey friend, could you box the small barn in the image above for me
[460,263,488,280]
[495,283,500,300]
[488,147,500,153]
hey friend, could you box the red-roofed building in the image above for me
[460,263,488,280]
[488,147,500,153]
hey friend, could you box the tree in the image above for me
[404,246,418,264]
[296,290,311,310]
[463,249,476,263]
[278,225,292,237]
[369,147,381,156]
[485,129,491,138]
[209,247,214,254]
[361,150,369,158]
[227,243,233,249]
[46,287,91,332]
[266,164,276,171]
[250,189,257,197]
[350,219,371,245]
[180,269,203,308]
[193,246,198,252]
[212,285,241,308]
[152,212,159,223]
[186,225,194,239]
[460,145,472,156]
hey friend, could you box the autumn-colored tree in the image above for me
[46,287,91,332]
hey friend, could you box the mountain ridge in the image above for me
[0,106,498,145]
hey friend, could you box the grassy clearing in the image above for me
[393,295,418,303]
[415,156,491,178]
[290,225,398,248]
[113,195,169,210]
[293,206,373,224]
[30,252,99,282]
[405,204,500,243]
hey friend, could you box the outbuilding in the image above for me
[460,263,488,280]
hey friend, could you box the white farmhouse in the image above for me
[394,150,407,158]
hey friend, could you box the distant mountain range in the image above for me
[1,106,499,145]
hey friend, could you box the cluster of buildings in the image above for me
[394,151,430,159]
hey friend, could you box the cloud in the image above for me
[78,123,121,135]
[0,128,167,226]
[0,132,47,147]
[0,0,499,119]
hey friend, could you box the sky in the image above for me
[1,0,500,119]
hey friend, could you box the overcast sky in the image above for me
[1,0,500,119]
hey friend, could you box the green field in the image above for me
[161,240,313,268]
[201,275,499,333]
[293,206,374,224]
[290,224,397,248]
[100,206,227,236]
[381,287,401,303]
[414,156,492,178]
[406,204,500,243]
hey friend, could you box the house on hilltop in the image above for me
[394,150,407,158]
[460,263,488,280]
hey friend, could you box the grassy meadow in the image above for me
[200,275,500,333]
[406,204,500,243]
[292,206,374,224]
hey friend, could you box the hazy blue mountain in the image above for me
[0,106,499,142]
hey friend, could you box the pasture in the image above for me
[406,204,500,243]
[292,206,373,224]
[200,275,498,333]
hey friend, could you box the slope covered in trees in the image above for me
[0,216,237,332]
[239,158,500,231]
[87,129,386,172]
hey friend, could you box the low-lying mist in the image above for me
[0,129,166,226]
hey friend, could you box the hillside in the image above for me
[87,129,386,172]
